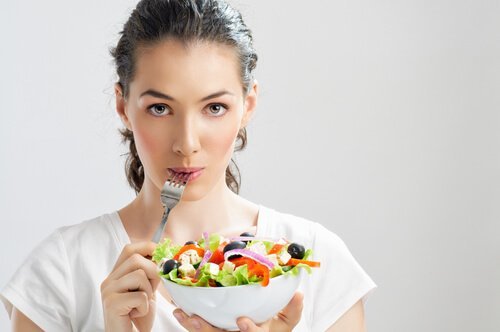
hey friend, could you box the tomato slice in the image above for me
[173,244,205,260]
[208,248,225,264]
[208,241,228,264]
[286,258,321,268]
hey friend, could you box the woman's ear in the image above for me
[240,80,259,129]
[115,83,132,131]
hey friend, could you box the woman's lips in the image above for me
[168,168,204,183]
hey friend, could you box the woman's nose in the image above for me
[172,117,201,156]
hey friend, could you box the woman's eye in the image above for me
[147,104,170,116]
[207,103,228,117]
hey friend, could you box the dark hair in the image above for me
[111,0,257,195]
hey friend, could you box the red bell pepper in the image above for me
[173,244,205,261]
[229,257,256,268]
[286,258,321,268]
[268,243,285,255]
[248,263,270,286]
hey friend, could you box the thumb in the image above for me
[236,292,304,332]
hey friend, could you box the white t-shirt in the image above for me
[1,205,376,331]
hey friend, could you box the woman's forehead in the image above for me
[130,39,243,98]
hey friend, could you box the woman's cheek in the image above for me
[134,127,164,167]
[206,125,239,160]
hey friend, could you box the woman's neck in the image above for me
[118,174,259,245]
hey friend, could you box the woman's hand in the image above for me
[100,242,160,332]
[173,291,304,331]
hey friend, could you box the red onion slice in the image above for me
[224,248,275,270]
[195,249,213,279]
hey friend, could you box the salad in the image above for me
[152,232,320,287]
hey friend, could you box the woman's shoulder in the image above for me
[57,211,120,241]
[258,205,342,248]
[33,211,125,261]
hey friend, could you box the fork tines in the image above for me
[168,172,189,187]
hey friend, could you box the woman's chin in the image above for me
[179,186,206,202]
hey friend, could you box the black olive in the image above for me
[162,259,179,275]
[184,240,197,245]
[239,231,255,244]
[223,241,247,255]
[287,243,305,259]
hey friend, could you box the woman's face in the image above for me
[116,39,257,201]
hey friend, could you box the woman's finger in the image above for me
[236,317,266,332]
[103,291,150,318]
[112,242,158,270]
[132,298,157,332]
[107,252,161,291]
[102,269,154,300]
[173,309,225,332]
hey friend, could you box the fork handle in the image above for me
[152,207,170,243]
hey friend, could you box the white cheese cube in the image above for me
[205,263,220,276]
[178,263,196,278]
[277,251,291,265]
[179,249,201,265]
[265,254,279,267]
[277,238,288,245]
[222,260,235,273]
[248,242,268,256]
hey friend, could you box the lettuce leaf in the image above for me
[198,234,222,252]
[152,238,181,263]
[303,248,313,261]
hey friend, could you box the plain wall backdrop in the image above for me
[1,0,499,331]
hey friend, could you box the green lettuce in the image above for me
[198,234,222,252]
[152,238,181,263]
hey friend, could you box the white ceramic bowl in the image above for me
[162,270,304,331]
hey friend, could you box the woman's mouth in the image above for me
[168,167,204,183]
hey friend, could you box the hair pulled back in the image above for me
[111,0,257,194]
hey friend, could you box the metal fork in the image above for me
[151,172,189,243]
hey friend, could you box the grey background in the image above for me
[1,0,499,331]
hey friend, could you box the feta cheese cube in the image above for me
[205,263,220,276]
[265,254,279,267]
[248,242,268,256]
[277,251,291,265]
[179,249,201,265]
[178,263,196,278]
[222,260,235,273]
[277,238,287,245]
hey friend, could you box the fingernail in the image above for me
[173,311,184,322]
[190,318,201,329]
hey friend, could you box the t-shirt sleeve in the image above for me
[0,229,75,331]
[309,223,377,331]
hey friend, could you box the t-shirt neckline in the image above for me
[108,204,269,248]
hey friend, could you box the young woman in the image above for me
[1,0,376,331]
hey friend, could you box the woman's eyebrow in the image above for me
[200,90,235,101]
[139,89,234,102]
